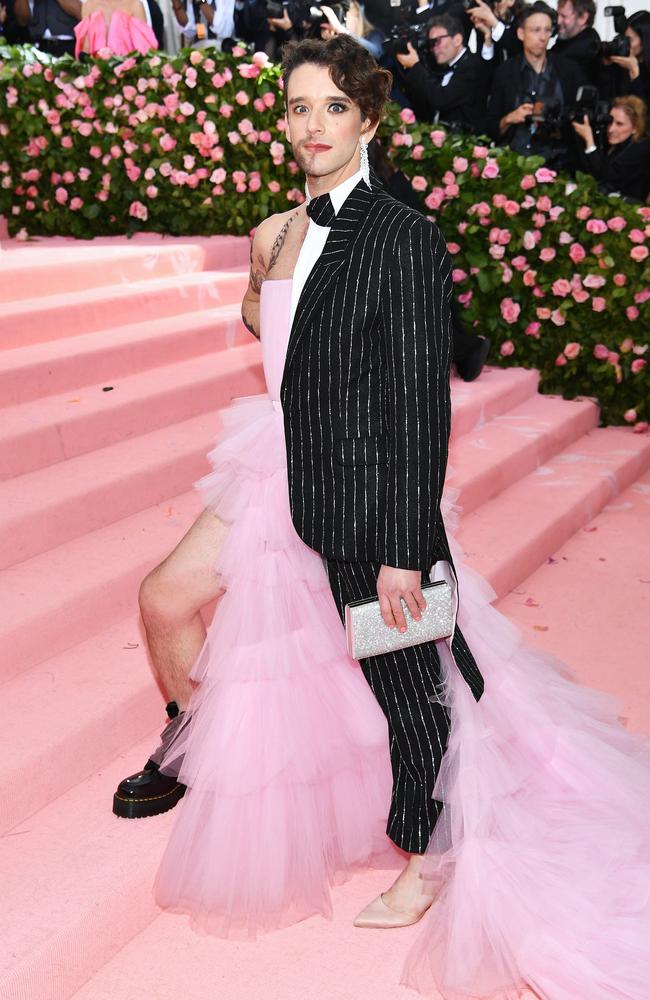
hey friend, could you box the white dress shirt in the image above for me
[289,168,364,330]
[441,46,467,87]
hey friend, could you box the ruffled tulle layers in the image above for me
[155,396,398,939]
[402,495,650,999]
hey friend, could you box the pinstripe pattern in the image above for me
[326,558,449,853]
[280,172,483,701]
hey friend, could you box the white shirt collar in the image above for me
[447,47,466,69]
[305,168,364,216]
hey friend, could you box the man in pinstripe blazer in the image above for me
[273,37,485,924]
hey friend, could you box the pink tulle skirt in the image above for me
[155,393,650,997]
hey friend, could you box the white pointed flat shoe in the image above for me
[353,892,432,929]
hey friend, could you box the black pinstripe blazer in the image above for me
[281,172,484,701]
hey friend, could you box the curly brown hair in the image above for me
[281,35,393,126]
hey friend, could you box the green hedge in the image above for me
[0,44,647,427]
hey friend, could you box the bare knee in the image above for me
[139,565,191,631]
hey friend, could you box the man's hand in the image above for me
[504,102,534,127]
[268,8,292,29]
[396,41,420,69]
[377,566,427,633]
[468,0,498,29]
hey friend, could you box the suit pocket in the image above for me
[335,435,388,467]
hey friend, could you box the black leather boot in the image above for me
[113,701,188,819]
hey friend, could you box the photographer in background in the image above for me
[553,0,601,89]
[318,1,384,59]
[469,0,524,69]
[573,93,650,200]
[600,9,650,105]
[395,13,486,130]
[486,2,579,168]
[172,0,234,47]
[13,0,80,54]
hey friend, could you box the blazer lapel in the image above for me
[284,176,376,374]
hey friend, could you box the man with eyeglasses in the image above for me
[395,13,487,132]
[485,1,579,168]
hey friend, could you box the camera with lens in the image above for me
[566,85,613,131]
[383,0,430,56]
[266,0,286,16]
[462,0,496,11]
[601,5,631,57]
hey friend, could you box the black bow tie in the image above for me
[306,192,336,227]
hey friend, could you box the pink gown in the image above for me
[155,278,650,997]
[74,8,158,57]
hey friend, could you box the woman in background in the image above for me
[573,94,650,202]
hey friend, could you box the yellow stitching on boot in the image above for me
[114,784,183,803]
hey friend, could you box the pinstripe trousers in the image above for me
[326,558,450,855]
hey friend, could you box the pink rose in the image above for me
[520,174,536,190]
[481,159,500,180]
[267,180,281,193]
[452,156,468,173]
[608,351,620,364]
[489,245,505,260]
[452,269,467,283]
[219,103,233,118]
[235,90,250,106]
[629,228,646,243]
[411,175,428,192]
[472,144,489,158]
[620,338,634,353]
[539,247,556,262]
[630,245,649,261]
[525,322,541,337]
[634,288,650,304]
[503,200,520,216]
[447,242,461,255]
[500,340,515,356]
[593,344,609,360]
[624,408,637,423]
[537,307,551,320]
[536,195,552,212]
[613,273,627,286]
[228,131,241,145]
[583,274,606,289]
[523,269,538,287]
[607,216,627,232]
[631,359,647,373]
[626,306,639,321]
[69,197,83,211]
[430,129,446,148]
[523,230,537,251]
[564,342,581,359]
[160,133,176,152]
[425,188,444,211]
[551,309,566,326]
[55,186,68,204]
[411,144,424,160]
[552,279,571,297]
[129,200,148,221]
[576,205,592,220]
[458,291,473,307]
[586,218,607,234]
[535,167,556,183]
[572,288,590,303]
[492,193,508,209]
[633,422,650,434]
[400,107,416,124]
[511,256,528,271]
[592,297,606,312]
[555,353,567,367]
[500,297,520,324]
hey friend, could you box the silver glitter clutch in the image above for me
[345,581,454,660]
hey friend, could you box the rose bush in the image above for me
[0,43,647,427]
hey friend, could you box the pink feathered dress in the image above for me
[74,8,158,57]
[155,277,650,998]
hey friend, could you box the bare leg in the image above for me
[382,854,433,914]
[139,508,227,710]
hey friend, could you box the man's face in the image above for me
[284,63,375,182]
[557,2,587,39]
[517,13,553,59]
[427,27,463,66]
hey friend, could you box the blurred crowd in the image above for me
[1,0,649,201]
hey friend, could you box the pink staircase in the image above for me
[0,236,649,1000]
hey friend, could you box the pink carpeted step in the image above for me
[0,303,249,406]
[0,732,176,1000]
[0,242,207,303]
[0,368,541,568]
[0,615,167,836]
[451,393,599,515]
[1,270,248,349]
[449,366,540,441]
[0,488,209,683]
[458,425,650,599]
[0,342,264,480]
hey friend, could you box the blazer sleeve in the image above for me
[379,219,453,571]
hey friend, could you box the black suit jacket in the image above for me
[552,27,601,90]
[486,51,580,142]
[400,49,487,132]
[280,173,484,700]
[580,136,650,202]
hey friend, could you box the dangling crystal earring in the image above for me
[359,138,370,187]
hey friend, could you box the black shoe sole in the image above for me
[112,782,186,819]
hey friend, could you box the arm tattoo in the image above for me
[249,239,265,295]
[242,309,260,340]
[267,211,297,274]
